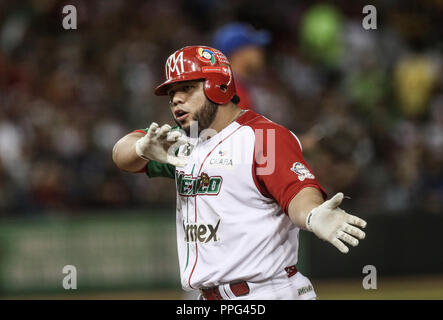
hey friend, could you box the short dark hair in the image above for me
[231,94,240,104]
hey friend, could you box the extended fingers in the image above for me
[156,124,171,139]
[330,220,366,254]
[147,122,159,138]
[337,230,359,247]
[346,214,367,228]
[331,238,349,254]
[343,223,366,240]
[166,130,180,142]
[166,130,188,145]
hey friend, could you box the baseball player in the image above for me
[112,46,367,300]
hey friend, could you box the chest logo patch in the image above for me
[290,162,315,181]
[176,171,223,196]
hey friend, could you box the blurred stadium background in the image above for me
[0,0,442,299]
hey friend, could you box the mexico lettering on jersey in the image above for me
[138,111,326,291]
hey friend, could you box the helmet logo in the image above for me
[166,51,184,79]
[197,48,216,65]
[202,66,229,76]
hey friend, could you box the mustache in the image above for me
[173,112,194,126]
[172,101,218,136]
[173,112,194,136]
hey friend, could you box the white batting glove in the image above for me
[305,193,367,254]
[135,122,188,167]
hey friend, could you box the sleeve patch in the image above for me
[290,162,315,181]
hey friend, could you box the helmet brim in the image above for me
[154,74,205,96]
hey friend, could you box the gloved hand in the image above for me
[306,193,367,254]
[135,122,188,167]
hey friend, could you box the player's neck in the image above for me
[209,103,243,134]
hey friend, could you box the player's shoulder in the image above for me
[236,110,302,150]
[236,110,293,134]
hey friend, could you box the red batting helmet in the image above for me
[154,46,237,105]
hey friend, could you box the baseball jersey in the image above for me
[139,110,326,291]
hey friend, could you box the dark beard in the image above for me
[175,100,219,137]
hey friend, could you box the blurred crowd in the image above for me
[0,0,442,216]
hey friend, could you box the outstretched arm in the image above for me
[288,187,367,254]
[287,187,324,229]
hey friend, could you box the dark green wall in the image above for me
[298,213,443,279]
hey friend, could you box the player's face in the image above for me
[168,80,218,136]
